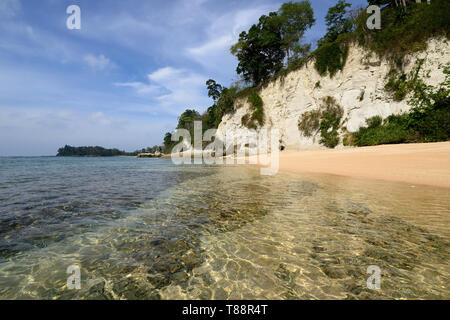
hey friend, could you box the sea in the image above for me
[0,156,448,299]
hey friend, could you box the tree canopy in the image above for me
[230,1,315,84]
[206,79,223,102]
[278,0,315,66]
[231,12,285,85]
[321,0,352,44]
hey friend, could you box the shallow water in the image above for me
[0,157,448,299]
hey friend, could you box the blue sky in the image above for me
[0,0,368,156]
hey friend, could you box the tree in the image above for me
[206,79,223,103]
[177,109,202,132]
[321,0,352,45]
[202,104,219,129]
[278,1,315,67]
[231,12,285,85]
[163,132,174,153]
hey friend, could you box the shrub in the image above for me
[217,87,238,119]
[298,109,321,137]
[343,131,356,146]
[319,97,344,148]
[298,96,344,148]
[242,91,265,129]
[314,39,349,77]
[365,116,382,129]
[353,63,449,146]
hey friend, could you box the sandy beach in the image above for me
[276,142,450,188]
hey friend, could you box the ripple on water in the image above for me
[0,159,449,300]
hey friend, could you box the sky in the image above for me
[0,0,368,156]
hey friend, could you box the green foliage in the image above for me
[314,38,349,77]
[385,59,425,101]
[298,97,344,148]
[202,104,219,129]
[202,80,226,130]
[236,86,257,98]
[298,109,321,137]
[319,97,344,148]
[355,0,450,61]
[248,91,263,110]
[217,86,238,119]
[206,79,223,102]
[231,12,285,85]
[321,0,352,45]
[351,65,450,146]
[385,73,409,101]
[278,1,315,66]
[343,130,356,146]
[351,115,412,146]
[163,132,176,154]
[231,1,316,85]
[177,109,202,131]
[160,109,203,153]
[242,91,265,129]
[313,0,352,77]
[366,115,382,129]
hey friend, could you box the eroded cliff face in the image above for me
[216,38,449,150]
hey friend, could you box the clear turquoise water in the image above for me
[0,157,449,299]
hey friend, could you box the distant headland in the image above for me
[56,145,163,157]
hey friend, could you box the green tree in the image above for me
[278,1,315,67]
[177,109,202,132]
[321,0,352,44]
[206,79,223,102]
[231,12,285,85]
[163,132,174,153]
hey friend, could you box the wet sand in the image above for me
[276,142,450,188]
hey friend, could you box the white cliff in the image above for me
[216,38,449,150]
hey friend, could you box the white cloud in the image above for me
[148,67,184,82]
[89,112,113,126]
[187,35,233,58]
[185,5,277,71]
[114,82,163,95]
[83,54,116,71]
[115,66,210,115]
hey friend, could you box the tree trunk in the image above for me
[286,47,290,68]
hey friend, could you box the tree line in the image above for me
[56,145,163,157]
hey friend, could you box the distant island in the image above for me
[56,145,136,157]
[56,145,163,157]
